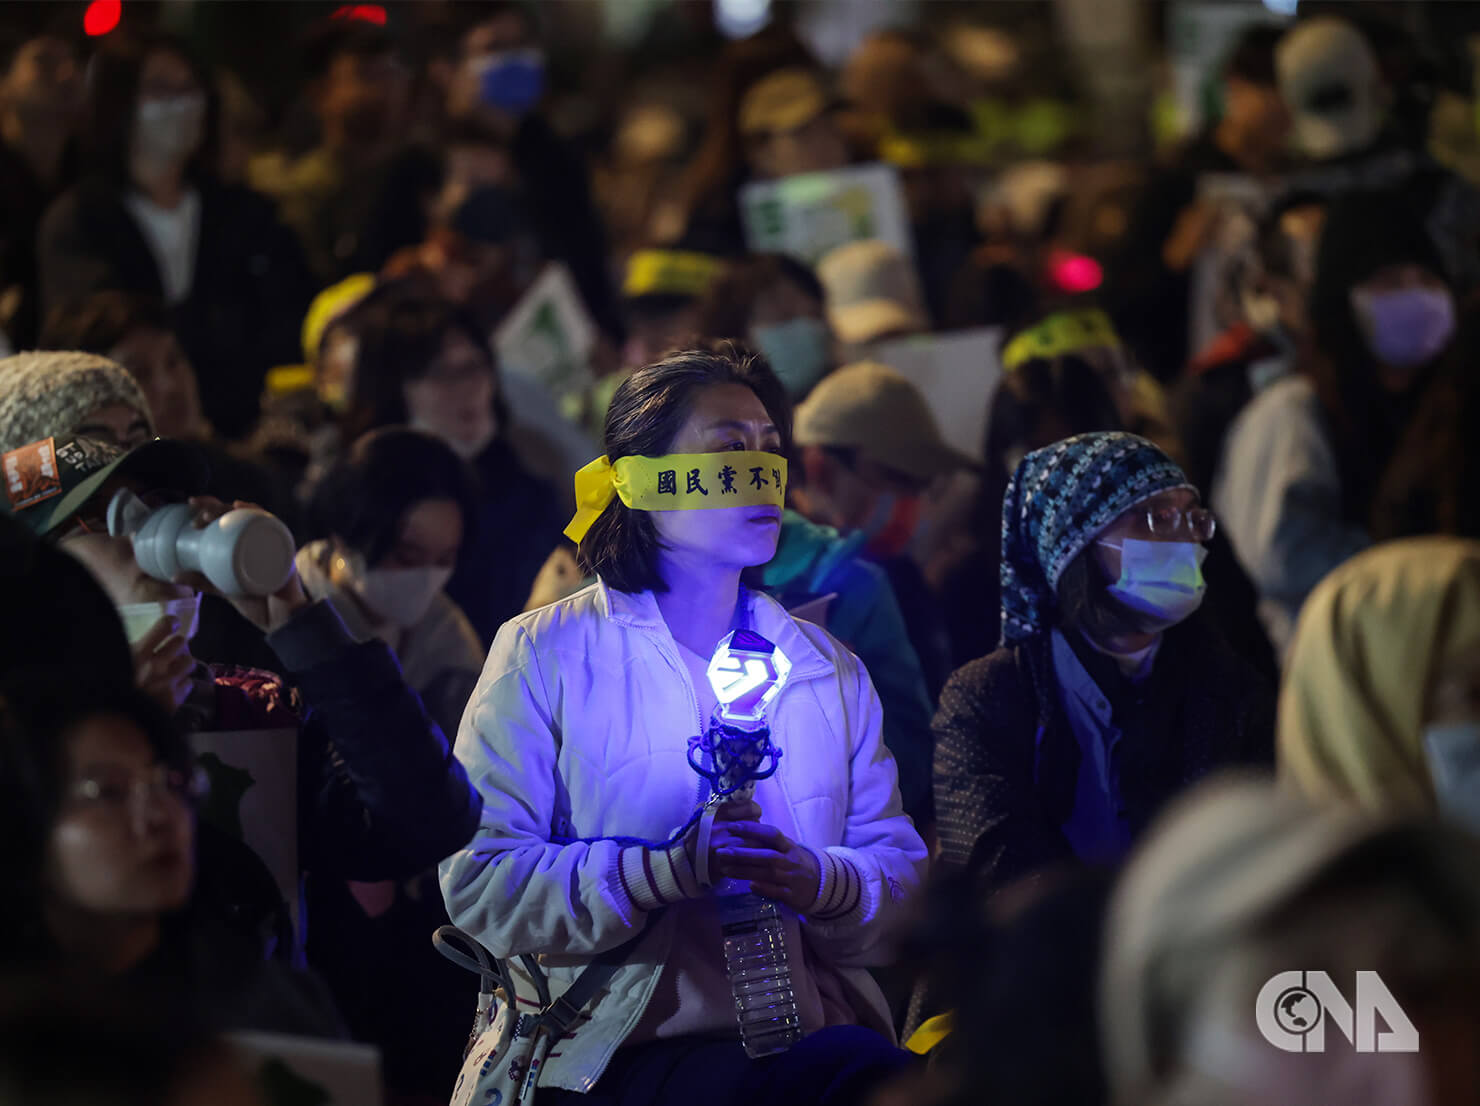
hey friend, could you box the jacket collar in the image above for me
[598,579,834,681]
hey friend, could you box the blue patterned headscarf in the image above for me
[1000,432,1192,645]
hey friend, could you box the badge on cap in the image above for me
[3,438,62,512]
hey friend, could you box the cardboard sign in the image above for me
[740,163,914,266]
[1189,173,1271,358]
[868,327,1004,463]
[229,1031,382,1106]
[494,262,598,412]
[190,728,299,935]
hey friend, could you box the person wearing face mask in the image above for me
[1213,188,1463,656]
[345,291,565,646]
[438,2,622,341]
[39,33,313,441]
[296,428,488,1098]
[695,253,835,402]
[790,361,972,700]
[0,422,481,987]
[934,432,1274,896]
[0,27,81,351]
[299,428,482,738]
[1278,537,1480,824]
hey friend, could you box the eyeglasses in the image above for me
[67,762,208,814]
[1143,504,1217,542]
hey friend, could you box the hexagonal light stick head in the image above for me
[706,629,792,726]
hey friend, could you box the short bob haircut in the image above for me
[345,289,506,440]
[308,427,479,567]
[578,341,792,594]
[0,671,190,954]
[81,31,219,190]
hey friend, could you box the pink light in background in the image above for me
[1049,251,1103,294]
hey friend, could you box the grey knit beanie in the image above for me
[0,351,155,455]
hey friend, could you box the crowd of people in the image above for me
[3,3,1480,1105]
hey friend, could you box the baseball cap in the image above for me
[1276,17,1384,160]
[1,434,210,538]
[794,361,975,482]
[1100,775,1478,1098]
[816,239,927,346]
[739,68,831,139]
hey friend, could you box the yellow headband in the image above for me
[565,451,789,544]
[1001,308,1121,371]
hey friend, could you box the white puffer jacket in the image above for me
[440,580,928,1092]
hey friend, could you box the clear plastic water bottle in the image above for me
[717,887,803,1057]
[704,629,802,1057]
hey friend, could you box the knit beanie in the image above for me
[0,351,154,455]
[1000,432,1191,645]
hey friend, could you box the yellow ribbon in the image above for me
[1001,308,1121,371]
[564,451,789,544]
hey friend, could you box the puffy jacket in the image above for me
[440,580,928,1092]
[759,511,935,822]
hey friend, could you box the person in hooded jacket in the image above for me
[933,432,1274,896]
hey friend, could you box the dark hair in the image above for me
[38,291,173,354]
[693,253,825,342]
[0,515,133,687]
[1054,548,1145,642]
[346,291,503,438]
[1305,187,1454,524]
[300,18,399,82]
[0,19,79,78]
[308,427,478,566]
[578,342,792,594]
[0,672,189,956]
[1222,23,1282,87]
[80,32,218,188]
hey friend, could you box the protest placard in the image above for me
[740,163,914,266]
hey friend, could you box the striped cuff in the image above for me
[616,841,703,911]
[808,850,865,921]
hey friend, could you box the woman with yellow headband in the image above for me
[440,343,926,1103]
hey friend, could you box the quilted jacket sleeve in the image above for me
[439,621,699,959]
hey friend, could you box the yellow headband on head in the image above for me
[1001,308,1121,371]
[565,451,789,543]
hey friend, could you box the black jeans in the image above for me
[541,1026,916,1106]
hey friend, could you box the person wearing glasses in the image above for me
[933,432,1274,895]
[0,672,341,1036]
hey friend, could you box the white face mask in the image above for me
[336,550,451,629]
[408,414,496,461]
[134,92,205,165]
[1423,722,1480,834]
[116,595,202,645]
[1097,538,1208,631]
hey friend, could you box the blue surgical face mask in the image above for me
[1350,285,1456,370]
[1423,721,1480,834]
[472,49,545,117]
[752,317,829,399]
[1097,538,1207,630]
